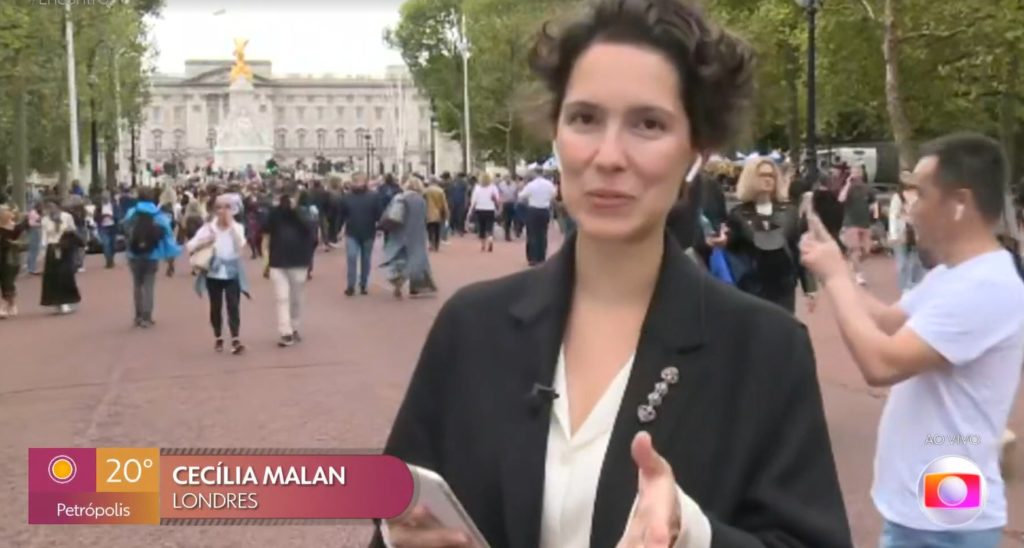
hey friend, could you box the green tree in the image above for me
[0,0,161,207]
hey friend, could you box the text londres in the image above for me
[170,464,348,510]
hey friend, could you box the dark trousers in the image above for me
[206,277,241,339]
[476,210,496,240]
[129,258,158,322]
[525,207,551,265]
[450,204,467,235]
[426,222,442,251]
[99,226,117,266]
[501,202,516,240]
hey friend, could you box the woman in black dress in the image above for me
[40,200,83,314]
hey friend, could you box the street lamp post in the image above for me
[65,1,81,184]
[429,99,437,175]
[364,134,375,175]
[459,12,472,174]
[130,120,137,187]
[796,0,822,182]
[90,92,99,191]
[430,113,437,176]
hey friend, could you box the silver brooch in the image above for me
[638,366,681,424]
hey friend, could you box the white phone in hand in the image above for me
[407,465,490,548]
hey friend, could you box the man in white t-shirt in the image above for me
[802,132,1024,548]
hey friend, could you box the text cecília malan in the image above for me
[170,464,347,510]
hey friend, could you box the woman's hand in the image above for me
[384,505,472,547]
[705,224,729,248]
[617,432,681,548]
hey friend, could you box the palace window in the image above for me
[152,130,162,151]
[259,104,268,113]
[173,130,185,150]
[356,106,364,120]
[316,106,325,121]
[297,129,307,149]
[374,128,384,148]
[375,107,384,121]
[152,107,161,124]
[275,129,287,149]
[336,129,346,148]
[174,106,185,125]
[316,129,326,150]
[207,129,217,150]
[276,107,285,120]
[354,128,366,145]
[336,106,345,119]
[296,106,306,121]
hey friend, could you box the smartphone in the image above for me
[407,465,490,548]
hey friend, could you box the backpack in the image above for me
[129,212,163,256]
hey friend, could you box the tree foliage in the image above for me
[385,0,571,171]
[0,0,161,203]
[712,0,1023,176]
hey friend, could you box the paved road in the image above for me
[2,233,1022,547]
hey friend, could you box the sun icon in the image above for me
[48,455,76,484]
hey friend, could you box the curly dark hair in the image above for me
[528,0,756,152]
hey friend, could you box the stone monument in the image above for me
[213,38,273,171]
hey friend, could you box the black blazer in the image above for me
[375,234,851,548]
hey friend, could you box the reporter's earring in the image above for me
[954,204,964,222]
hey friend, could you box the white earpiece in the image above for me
[955,203,964,221]
[685,155,704,183]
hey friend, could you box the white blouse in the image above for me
[470,185,500,212]
[382,349,713,547]
[539,349,711,548]
[187,221,245,280]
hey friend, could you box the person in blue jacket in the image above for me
[122,187,181,328]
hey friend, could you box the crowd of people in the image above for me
[0,168,570,343]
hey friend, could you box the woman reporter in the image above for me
[376,0,851,547]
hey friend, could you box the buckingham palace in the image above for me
[137,60,462,176]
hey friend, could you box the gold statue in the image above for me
[229,38,253,82]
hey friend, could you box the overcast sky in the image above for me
[148,0,406,77]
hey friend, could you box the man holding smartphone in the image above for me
[801,133,1024,547]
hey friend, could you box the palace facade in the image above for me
[137,60,462,176]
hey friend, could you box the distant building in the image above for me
[136,60,461,176]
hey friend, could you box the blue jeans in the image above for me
[345,236,374,291]
[880,520,1002,548]
[893,243,925,294]
[99,226,117,266]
